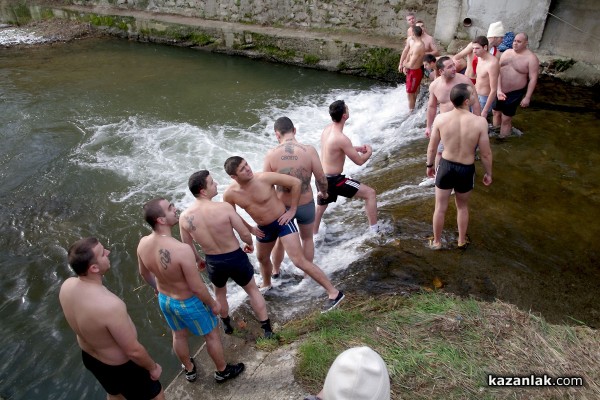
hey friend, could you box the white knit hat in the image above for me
[322,347,390,400]
[487,21,505,38]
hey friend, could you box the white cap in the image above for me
[487,21,505,38]
[323,347,390,400]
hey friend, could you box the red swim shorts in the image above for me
[406,67,424,93]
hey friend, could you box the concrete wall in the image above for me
[538,0,600,65]
[72,0,439,39]
[434,0,551,49]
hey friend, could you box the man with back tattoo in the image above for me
[263,117,328,278]
[137,198,244,384]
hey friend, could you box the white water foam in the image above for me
[71,84,432,314]
[0,27,48,46]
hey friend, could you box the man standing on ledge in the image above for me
[426,83,492,250]
[138,198,245,384]
[179,170,274,339]
[263,116,328,278]
[493,32,539,139]
[59,237,164,400]
[399,25,426,112]
[314,100,378,235]
[223,156,344,312]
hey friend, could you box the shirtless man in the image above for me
[426,57,480,170]
[263,117,328,277]
[426,83,493,249]
[138,199,244,384]
[405,12,416,37]
[179,170,274,338]
[223,156,344,312]
[314,100,378,234]
[399,26,426,112]
[453,21,505,83]
[59,237,164,400]
[415,20,440,56]
[423,54,439,83]
[493,33,539,138]
[471,36,499,117]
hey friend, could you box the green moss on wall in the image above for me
[303,54,320,65]
[362,47,399,80]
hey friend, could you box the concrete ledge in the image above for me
[166,334,306,399]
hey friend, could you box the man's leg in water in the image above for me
[354,184,378,228]
[313,204,328,235]
[214,285,229,319]
[298,222,315,263]
[271,238,284,276]
[454,191,472,246]
[280,232,339,299]
[241,276,268,321]
[499,113,513,138]
[432,187,452,247]
[256,240,277,288]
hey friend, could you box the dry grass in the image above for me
[283,292,599,399]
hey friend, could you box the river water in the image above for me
[0,37,598,399]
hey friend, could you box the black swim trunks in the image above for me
[317,174,360,205]
[492,87,526,117]
[205,248,255,288]
[82,350,162,400]
[435,158,476,193]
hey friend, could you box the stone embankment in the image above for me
[2,3,599,86]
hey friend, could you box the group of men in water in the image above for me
[58,13,542,399]
[401,13,539,249]
[59,98,380,398]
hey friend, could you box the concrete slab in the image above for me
[165,333,307,400]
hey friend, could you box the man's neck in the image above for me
[78,273,103,285]
[153,226,172,237]
[197,195,213,203]
[280,134,296,143]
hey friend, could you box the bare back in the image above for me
[224,172,287,225]
[179,201,245,255]
[435,109,488,165]
[263,140,324,206]
[320,123,351,175]
[137,235,197,299]
[59,278,134,365]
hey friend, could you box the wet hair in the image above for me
[329,100,346,123]
[413,26,423,37]
[67,237,99,276]
[450,83,471,107]
[188,170,210,198]
[473,36,488,48]
[423,54,437,64]
[274,117,295,135]
[224,156,244,176]
[406,12,415,19]
[436,56,451,71]
[143,198,166,229]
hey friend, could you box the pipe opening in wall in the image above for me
[463,18,472,27]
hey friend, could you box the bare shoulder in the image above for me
[455,73,473,85]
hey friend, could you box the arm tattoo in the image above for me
[316,176,328,194]
[159,249,171,270]
[185,215,196,232]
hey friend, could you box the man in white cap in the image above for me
[304,346,390,400]
[453,21,505,83]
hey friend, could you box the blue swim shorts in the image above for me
[158,293,218,336]
[256,218,299,243]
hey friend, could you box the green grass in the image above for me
[279,292,599,399]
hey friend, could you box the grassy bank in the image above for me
[260,292,599,399]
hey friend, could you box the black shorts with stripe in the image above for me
[317,174,360,205]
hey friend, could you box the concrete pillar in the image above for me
[434,0,462,45]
